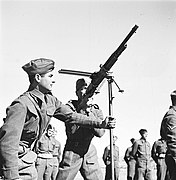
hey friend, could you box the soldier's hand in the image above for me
[107,116,116,128]
[101,116,116,129]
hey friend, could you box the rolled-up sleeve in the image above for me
[91,109,105,137]
[53,100,104,128]
[0,101,27,179]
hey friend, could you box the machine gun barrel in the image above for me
[84,25,139,100]
[58,69,92,77]
[103,24,138,71]
[58,25,138,111]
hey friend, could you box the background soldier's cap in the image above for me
[22,58,55,75]
[139,129,147,135]
[76,78,87,91]
[171,90,176,96]
[113,135,118,141]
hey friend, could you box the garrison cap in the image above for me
[139,129,147,135]
[171,90,176,96]
[22,58,55,75]
[130,138,135,143]
[76,78,87,91]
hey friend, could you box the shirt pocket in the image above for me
[22,104,40,144]
[46,105,56,117]
[138,144,145,153]
[25,104,39,131]
[62,150,80,166]
[86,154,98,165]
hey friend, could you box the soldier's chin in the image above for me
[46,88,52,93]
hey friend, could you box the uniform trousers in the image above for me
[165,155,176,180]
[36,157,54,180]
[18,160,38,180]
[136,159,152,180]
[57,144,103,180]
[104,163,119,180]
[18,150,38,180]
[0,158,38,180]
[127,159,136,180]
[156,158,168,180]
[51,157,59,180]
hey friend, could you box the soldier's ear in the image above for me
[35,74,42,83]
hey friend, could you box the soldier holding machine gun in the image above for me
[58,24,138,180]
[57,78,105,179]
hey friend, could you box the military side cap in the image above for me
[22,58,55,75]
[171,90,176,96]
[139,129,147,135]
[76,78,87,91]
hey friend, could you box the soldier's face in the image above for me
[142,132,148,140]
[77,85,87,99]
[38,71,55,93]
[47,129,54,137]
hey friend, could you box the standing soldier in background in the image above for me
[103,135,119,180]
[124,138,136,180]
[57,78,105,180]
[35,124,55,180]
[151,138,170,180]
[51,127,61,180]
[132,129,152,180]
[0,58,116,180]
[160,90,176,180]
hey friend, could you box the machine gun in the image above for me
[75,25,138,111]
[59,25,139,180]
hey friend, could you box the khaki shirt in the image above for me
[132,138,151,169]
[151,139,167,163]
[160,106,176,156]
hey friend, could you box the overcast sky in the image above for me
[1,0,176,160]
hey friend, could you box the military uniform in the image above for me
[151,138,169,180]
[35,131,55,180]
[57,100,105,180]
[103,144,119,180]
[0,58,110,180]
[51,138,61,180]
[132,138,152,180]
[124,146,137,180]
[160,105,176,180]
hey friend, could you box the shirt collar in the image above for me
[140,137,146,143]
[28,88,45,103]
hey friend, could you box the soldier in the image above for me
[57,78,105,180]
[0,58,115,180]
[151,138,170,180]
[160,90,176,180]
[124,138,136,180]
[103,135,119,180]
[35,124,55,180]
[132,129,152,180]
[51,128,61,180]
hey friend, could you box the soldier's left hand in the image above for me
[106,116,116,128]
[100,116,116,129]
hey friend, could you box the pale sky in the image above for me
[1,0,176,161]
